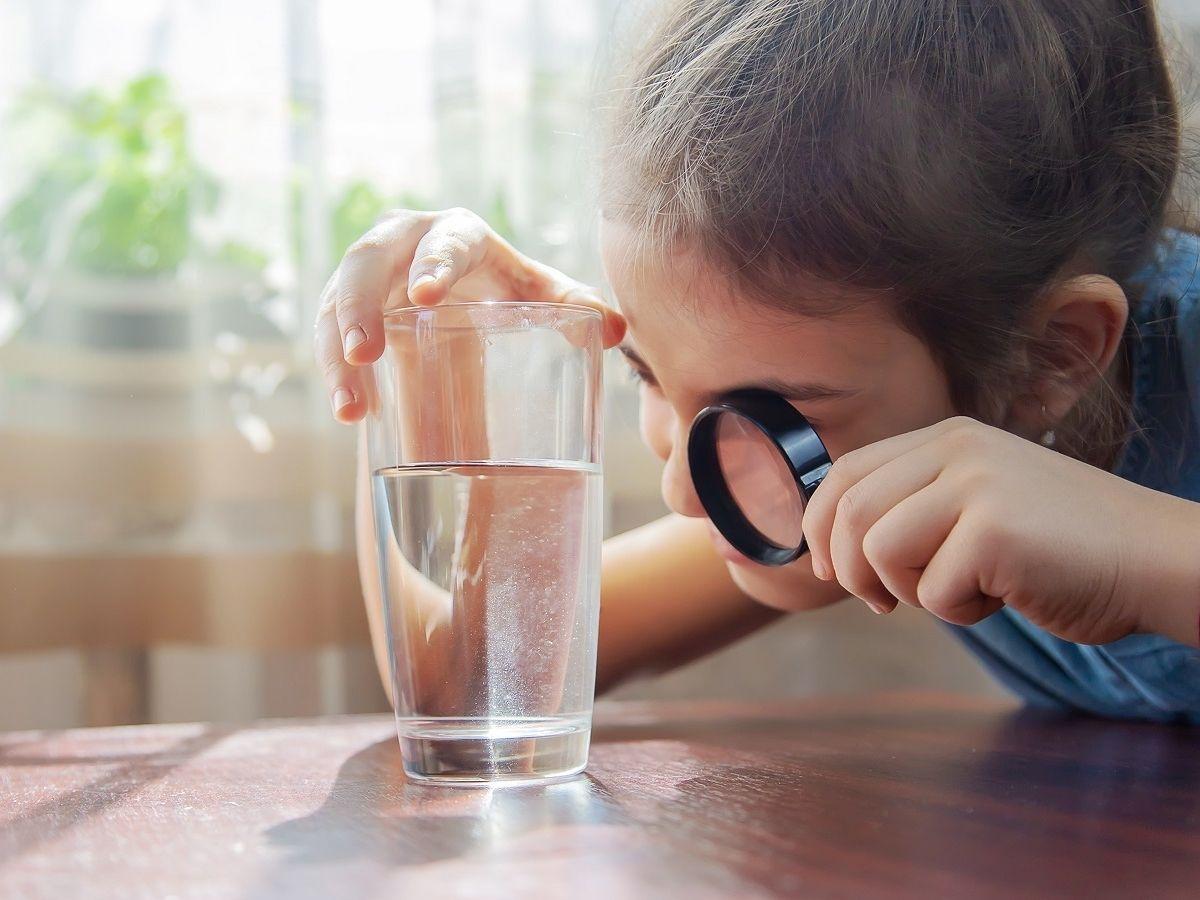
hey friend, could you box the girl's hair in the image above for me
[601,0,1184,465]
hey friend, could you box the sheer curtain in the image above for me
[0,0,656,728]
[9,1,1198,729]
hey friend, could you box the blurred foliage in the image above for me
[1,72,522,285]
[0,73,264,279]
[322,181,516,262]
[484,188,516,245]
[328,180,389,262]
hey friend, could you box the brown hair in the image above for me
[601,0,1184,465]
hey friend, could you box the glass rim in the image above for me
[382,299,604,326]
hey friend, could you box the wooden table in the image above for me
[3,692,1198,898]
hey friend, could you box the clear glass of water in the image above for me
[366,301,604,785]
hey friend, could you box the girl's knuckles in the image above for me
[860,526,900,570]
[834,485,871,531]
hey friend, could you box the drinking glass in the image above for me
[366,300,604,785]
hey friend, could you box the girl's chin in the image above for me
[706,523,757,566]
[727,564,810,612]
[704,523,816,610]
[708,550,816,613]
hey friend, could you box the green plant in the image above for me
[328,180,392,263]
[317,180,432,264]
[483,188,516,245]
[322,181,517,266]
[1,73,263,280]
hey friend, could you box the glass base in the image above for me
[397,715,591,786]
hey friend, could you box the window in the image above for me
[0,0,660,727]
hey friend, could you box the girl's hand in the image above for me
[314,207,626,423]
[802,417,1200,646]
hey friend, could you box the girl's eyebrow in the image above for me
[619,343,858,402]
[728,378,860,402]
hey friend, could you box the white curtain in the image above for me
[0,0,658,728]
[14,0,1194,727]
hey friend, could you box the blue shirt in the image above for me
[949,230,1200,723]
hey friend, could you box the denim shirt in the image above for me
[949,230,1200,723]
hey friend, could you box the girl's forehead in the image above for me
[600,217,881,318]
[601,220,899,369]
[603,225,948,409]
[627,301,893,384]
[617,291,913,404]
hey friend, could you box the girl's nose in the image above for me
[660,431,707,519]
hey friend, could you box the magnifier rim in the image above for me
[688,392,822,566]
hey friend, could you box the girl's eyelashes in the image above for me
[623,359,658,388]
[618,344,660,388]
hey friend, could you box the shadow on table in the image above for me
[641,703,1200,805]
[257,737,752,899]
[0,726,234,866]
[265,738,625,869]
[260,704,1200,898]
[945,708,1200,817]
[585,705,1200,896]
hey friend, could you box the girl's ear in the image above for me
[1008,275,1129,436]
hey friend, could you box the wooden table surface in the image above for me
[3,692,1198,899]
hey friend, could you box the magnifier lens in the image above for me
[714,412,806,547]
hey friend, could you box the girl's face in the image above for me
[600,219,958,609]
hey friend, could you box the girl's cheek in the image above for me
[638,387,674,462]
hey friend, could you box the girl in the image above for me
[315,0,1200,722]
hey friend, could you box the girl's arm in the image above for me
[356,432,846,703]
[357,430,397,707]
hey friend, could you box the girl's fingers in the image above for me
[824,444,946,614]
[523,259,627,348]
[406,215,626,347]
[804,419,956,585]
[474,249,627,348]
[915,524,1006,626]
[315,205,627,430]
[406,210,490,307]
[315,307,369,423]
[327,212,428,366]
[861,480,960,608]
[563,288,627,348]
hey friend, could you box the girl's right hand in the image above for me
[313,207,627,423]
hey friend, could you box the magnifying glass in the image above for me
[687,390,832,566]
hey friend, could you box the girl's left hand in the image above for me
[801,417,1200,646]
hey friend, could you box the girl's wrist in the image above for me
[1131,496,1200,648]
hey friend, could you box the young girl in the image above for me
[315,0,1200,722]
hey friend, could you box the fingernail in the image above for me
[410,273,437,292]
[343,325,367,356]
[332,388,354,414]
[864,598,890,615]
[811,558,830,581]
